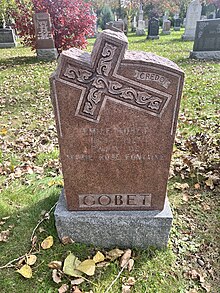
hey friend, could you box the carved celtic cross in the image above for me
[56,30,172,123]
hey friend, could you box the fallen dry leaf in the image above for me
[76,259,96,276]
[26,254,37,266]
[61,235,74,245]
[122,285,131,293]
[17,264,32,279]
[201,282,211,292]
[48,260,62,270]
[63,253,82,277]
[71,278,85,285]
[72,286,82,293]
[0,230,10,242]
[93,251,105,263]
[126,277,136,286]
[194,183,200,189]
[120,249,132,268]
[58,284,69,293]
[128,259,134,272]
[52,269,62,284]
[106,248,124,261]
[174,182,189,190]
[0,127,7,135]
[201,203,211,211]
[205,177,214,189]
[41,235,53,249]
[182,192,189,202]
[96,261,110,268]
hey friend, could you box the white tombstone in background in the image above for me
[136,4,145,35]
[182,0,202,41]
[132,15,137,31]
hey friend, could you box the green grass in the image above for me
[0,29,219,293]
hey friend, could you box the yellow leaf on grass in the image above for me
[76,259,96,276]
[26,254,37,266]
[93,251,105,263]
[63,253,82,277]
[17,264,32,278]
[106,248,124,261]
[41,236,53,249]
[0,128,7,135]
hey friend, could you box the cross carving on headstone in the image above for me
[58,30,171,123]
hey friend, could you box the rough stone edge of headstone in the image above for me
[173,27,181,31]
[54,190,173,249]
[36,48,58,60]
[190,51,220,60]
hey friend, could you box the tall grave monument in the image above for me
[51,30,184,248]
[33,12,57,60]
[190,19,220,60]
[136,4,145,35]
[182,0,202,41]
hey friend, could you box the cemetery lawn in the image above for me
[0,30,219,293]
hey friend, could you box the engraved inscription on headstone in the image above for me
[51,30,184,211]
[190,19,220,60]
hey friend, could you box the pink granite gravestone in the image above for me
[33,12,57,60]
[51,30,184,248]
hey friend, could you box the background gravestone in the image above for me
[33,12,57,60]
[51,29,184,248]
[190,19,220,60]
[182,0,202,41]
[174,18,181,31]
[0,28,16,48]
[136,4,145,35]
[147,17,159,39]
[162,20,171,35]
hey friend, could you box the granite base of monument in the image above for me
[147,35,159,40]
[182,35,195,41]
[136,29,146,36]
[36,48,58,60]
[162,31,171,35]
[190,51,220,60]
[55,190,173,249]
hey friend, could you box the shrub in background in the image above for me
[11,0,96,52]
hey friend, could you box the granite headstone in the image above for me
[33,12,57,60]
[51,29,184,248]
[182,0,202,40]
[174,18,181,31]
[147,17,159,39]
[162,20,171,35]
[0,28,16,48]
[190,19,220,60]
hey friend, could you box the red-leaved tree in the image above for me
[11,0,96,52]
